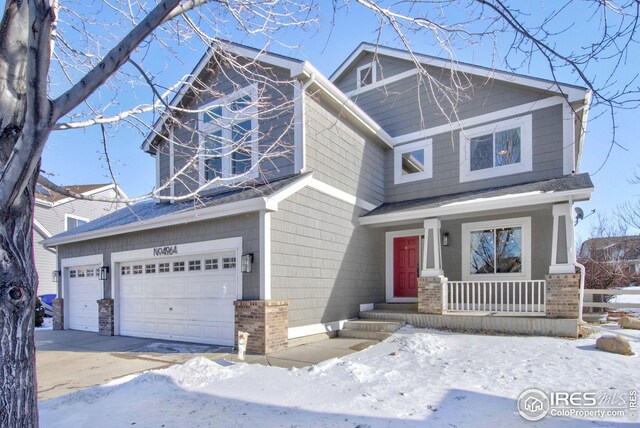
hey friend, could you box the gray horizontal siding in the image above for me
[271,187,385,328]
[304,95,386,205]
[385,104,565,203]
[34,230,57,296]
[164,59,296,198]
[56,213,260,300]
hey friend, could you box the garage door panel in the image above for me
[119,251,237,346]
[67,265,101,332]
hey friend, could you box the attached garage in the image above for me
[66,265,102,332]
[112,238,243,346]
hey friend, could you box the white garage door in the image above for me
[119,252,238,346]
[67,265,101,332]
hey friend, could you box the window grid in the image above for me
[222,257,236,269]
[173,261,185,272]
[189,260,202,271]
[69,270,77,278]
[121,266,131,275]
[205,258,219,270]
[145,264,156,274]
[158,262,170,273]
[133,265,143,275]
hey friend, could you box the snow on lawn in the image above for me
[611,286,640,314]
[36,317,52,330]
[39,327,639,428]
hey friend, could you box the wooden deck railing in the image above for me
[446,280,546,314]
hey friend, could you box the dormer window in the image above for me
[459,115,532,183]
[394,139,433,184]
[199,85,259,186]
[357,63,377,88]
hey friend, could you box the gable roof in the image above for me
[142,40,394,154]
[35,183,115,204]
[360,173,594,226]
[330,43,589,103]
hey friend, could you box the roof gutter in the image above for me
[291,61,395,149]
[359,187,594,226]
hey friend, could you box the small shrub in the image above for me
[35,297,45,327]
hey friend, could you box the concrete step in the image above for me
[337,329,392,341]
[374,302,418,312]
[360,310,407,321]
[343,320,405,333]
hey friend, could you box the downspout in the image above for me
[574,261,586,324]
[297,72,315,173]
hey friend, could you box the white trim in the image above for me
[293,81,305,173]
[461,217,531,281]
[346,68,419,97]
[562,103,576,175]
[394,96,563,146]
[330,45,587,103]
[288,319,353,339]
[110,237,243,336]
[64,213,90,231]
[422,218,443,277]
[550,203,576,273]
[60,254,104,330]
[44,198,267,247]
[385,229,423,303]
[394,139,433,185]
[360,187,593,226]
[356,62,377,88]
[308,178,377,211]
[37,184,120,208]
[169,129,175,198]
[33,218,52,238]
[259,210,271,300]
[459,114,533,183]
[266,173,315,209]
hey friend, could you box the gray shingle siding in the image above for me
[304,94,386,205]
[271,187,385,328]
[158,60,296,198]
[334,53,415,94]
[56,213,260,300]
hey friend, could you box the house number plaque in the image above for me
[153,245,178,256]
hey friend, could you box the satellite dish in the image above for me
[575,207,584,221]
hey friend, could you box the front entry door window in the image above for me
[393,236,419,297]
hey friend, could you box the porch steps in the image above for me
[373,303,418,312]
[338,320,406,341]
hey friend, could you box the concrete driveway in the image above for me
[36,329,377,401]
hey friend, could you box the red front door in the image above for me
[393,236,419,298]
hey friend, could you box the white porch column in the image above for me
[550,203,576,274]
[421,218,444,277]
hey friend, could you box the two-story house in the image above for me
[34,182,124,297]
[43,41,593,352]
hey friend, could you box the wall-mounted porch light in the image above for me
[52,270,61,282]
[442,232,450,247]
[99,266,110,281]
[241,253,254,273]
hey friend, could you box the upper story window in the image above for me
[393,139,433,184]
[65,214,89,231]
[461,217,531,280]
[459,115,532,183]
[199,85,259,186]
[357,62,377,88]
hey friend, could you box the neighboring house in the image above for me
[580,236,640,275]
[43,41,593,352]
[34,182,124,296]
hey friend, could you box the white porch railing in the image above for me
[446,280,546,314]
[582,288,640,309]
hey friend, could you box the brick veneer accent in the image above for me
[98,299,115,336]
[53,298,64,330]
[418,276,447,315]
[234,300,288,354]
[545,273,581,318]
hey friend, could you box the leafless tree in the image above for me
[2,0,640,425]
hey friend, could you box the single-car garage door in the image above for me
[67,265,102,332]
[118,252,237,346]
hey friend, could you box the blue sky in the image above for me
[42,2,639,238]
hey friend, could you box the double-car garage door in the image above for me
[118,252,237,346]
[65,249,239,346]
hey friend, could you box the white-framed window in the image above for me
[145,264,156,274]
[69,269,76,278]
[121,265,131,276]
[459,115,532,183]
[65,213,89,231]
[222,257,236,269]
[173,261,185,272]
[204,258,219,270]
[188,260,201,271]
[198,85,259,187]
[461,217,531,281]
[86,268,95,277]
[158,262,170,273]
[357,62,377,88]
[77,269,85,278]
[394,139,433,184]
[132,265,143,275]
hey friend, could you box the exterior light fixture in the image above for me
[52,270,61,282]
[99,266,110,281]
[241,253,254,273]
[442,232,450,247]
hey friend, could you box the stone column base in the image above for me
[418,276,447,314]
[545,273,580,318]
[98,299,115,336]
[234,300,288,354]
[53,298,64,330]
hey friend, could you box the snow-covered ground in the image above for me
[39,327,639,428]
[611,285,640,314]
[36,317,52,330]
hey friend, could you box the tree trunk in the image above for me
[0,169,39,427]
